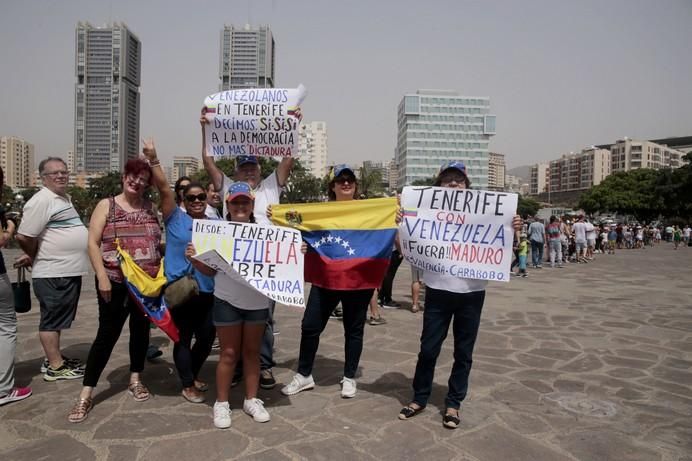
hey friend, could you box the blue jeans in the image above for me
[411,287,485,410]
[530,240,544,267]
[298,285,373,379]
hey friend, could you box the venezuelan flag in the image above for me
[124,279,180,343]
[272,198,397,290]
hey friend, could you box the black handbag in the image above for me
[12,267,31,313]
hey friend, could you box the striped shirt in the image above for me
[18,187,89,278]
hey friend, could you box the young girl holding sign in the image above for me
[398,161,522,429]
[187,182,270,428]
[190,182,307,429]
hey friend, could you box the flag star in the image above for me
[334,236,342,243]
[347,248,356,255]
[327,235,334,243]
[341,241,349,248]
[319,237,327,244]
[313,242,321,249]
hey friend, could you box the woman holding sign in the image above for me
[143,141,216,405]
[189,182,275,429]
[281,165,376,399]
[398,161,521,429]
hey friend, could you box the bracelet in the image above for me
[149,160,161,167]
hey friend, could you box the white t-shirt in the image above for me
[684,227,691,238]
[17,187,89,278]
[423,271,488,294]
[573,222,587,243]
[221,172,282,225]
[585,222,595,240]
[214,271,272,310]
[204,204,221,220]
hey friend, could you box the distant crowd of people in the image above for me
[511,215,690,276]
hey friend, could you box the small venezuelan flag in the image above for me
[272,198,398,290]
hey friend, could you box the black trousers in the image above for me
[378,250,403,303]
[171,292,216,388]
[83,279,150,387]
[298,286,373,379]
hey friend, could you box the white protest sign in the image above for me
[204,85,307,157]
[192,219,305,307]
[399,186,518,282]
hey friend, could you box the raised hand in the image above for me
[142,138,157,162]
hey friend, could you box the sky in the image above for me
[1,0,691,170]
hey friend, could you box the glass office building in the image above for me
[396,89,496,189]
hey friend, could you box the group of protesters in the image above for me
[511,214,690,277]
[0,111,523,431]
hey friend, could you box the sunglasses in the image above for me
[439,173,467,185]
[334,176,355,184]
[184,193,207,202]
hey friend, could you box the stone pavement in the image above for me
[1,244,691,461]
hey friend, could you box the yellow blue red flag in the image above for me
[272,198,397,290]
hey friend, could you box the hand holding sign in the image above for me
[203,85,307,158]
[399,186,518,282]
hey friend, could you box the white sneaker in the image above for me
[281,373,315,396]
[243,398,270,423]
[213,401,232,428]
[340,377,357,398]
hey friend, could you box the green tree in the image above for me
[411,176,436,186]
[1,185,13,204]
[517,195,541,218]
[19,187,40,204]
[654,153,692,220]
[358,165,384,198]
[67,186,96,220]
[578,169,661,222]
[281,160,322,203]
[89,171,124,200]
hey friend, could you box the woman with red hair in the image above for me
[68,158,162,423]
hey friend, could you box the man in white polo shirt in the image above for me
[16,157,89,381]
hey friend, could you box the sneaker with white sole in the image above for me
[44,364,84,382]
[213,401,232,428]
[340,377,357,398]
[40,356,84,373]
[243,398,270,423]
[280,373,315,396]
[0,386,32,406]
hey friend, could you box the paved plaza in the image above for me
[0,244,691,460]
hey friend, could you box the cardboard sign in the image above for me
[204,85,307,157]
[399,186,518,282]
[192,219,305,307]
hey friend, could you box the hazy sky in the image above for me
[1,0,691,169]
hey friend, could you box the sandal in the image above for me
[127,381,151,402]
[68,397,93,423]
[443,410,460,429]
[398,404,425,420]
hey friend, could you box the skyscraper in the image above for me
[488,152,506,191]
[219,25,275,90]
[0,136,34,188]
[297,121,328,178]
[396,90,496,189]
[74,22,141,173]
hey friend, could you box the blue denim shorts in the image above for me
[213,296,269,326]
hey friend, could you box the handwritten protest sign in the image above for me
[399,186,518,282]
[192,219,305,307]
[204,85,307,158]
